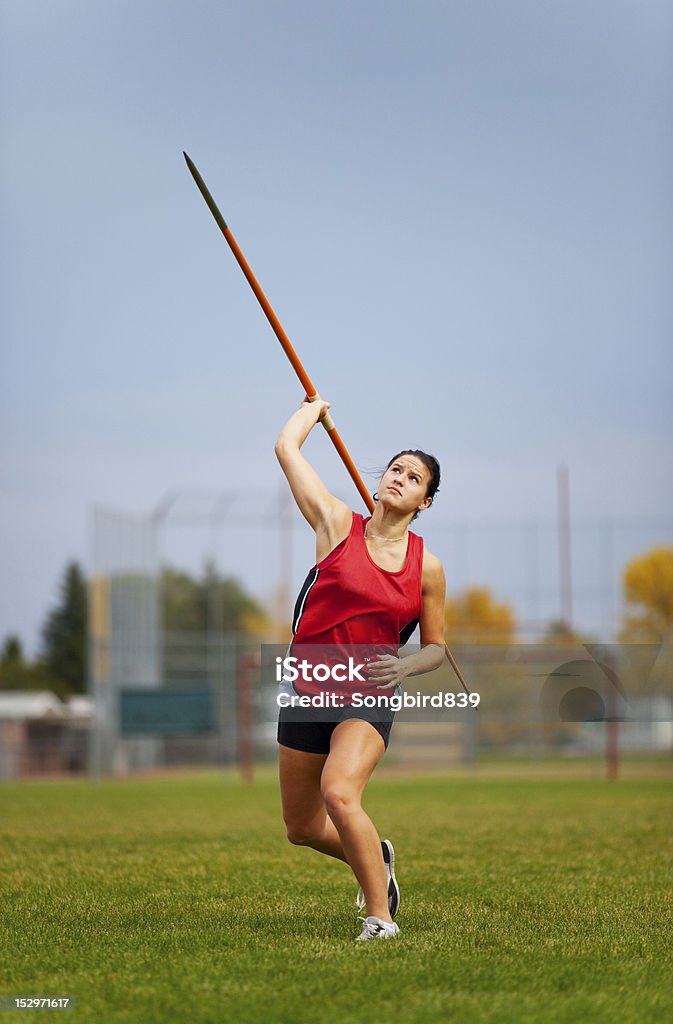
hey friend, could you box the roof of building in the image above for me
[0,691,66,721]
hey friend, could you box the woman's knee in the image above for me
[284,819,320,847]
[320,782,360,825]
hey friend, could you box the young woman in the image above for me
[275,399,447,941]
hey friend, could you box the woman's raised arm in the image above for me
[274,401,351,539]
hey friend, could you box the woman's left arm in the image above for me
[418,551,447,649]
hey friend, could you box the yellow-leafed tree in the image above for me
[620,545,673,642]
[444,586,516,644]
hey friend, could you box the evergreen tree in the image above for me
[40,561,88,693]
[1,635,23,668]
[0,632,66,695]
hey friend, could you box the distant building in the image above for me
[0,691,91,779]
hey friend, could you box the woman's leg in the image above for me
[278,744,346,860]
[320,720,391,922]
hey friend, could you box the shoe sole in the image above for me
[381,839,400,919]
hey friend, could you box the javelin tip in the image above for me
[182,151,229,231]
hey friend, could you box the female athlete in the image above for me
[275,399,447,941]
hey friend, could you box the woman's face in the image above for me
[379,455,432,514]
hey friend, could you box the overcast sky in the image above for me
[2,0,672,652]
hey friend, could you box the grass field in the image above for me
[2,769,672,1024]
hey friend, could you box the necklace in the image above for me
[364,522,407,543]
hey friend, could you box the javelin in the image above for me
[183,152,371,511]
[183,152,471,697]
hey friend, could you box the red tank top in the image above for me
[290,512,424,697]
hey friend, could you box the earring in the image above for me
[373,492,379,502]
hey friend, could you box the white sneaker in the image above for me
[355,838,400,919]
[356,916,400,941]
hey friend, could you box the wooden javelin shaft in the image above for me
[183,151,374,514]
[183,152,470,696]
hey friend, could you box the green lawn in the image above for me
[1,770,672,1024]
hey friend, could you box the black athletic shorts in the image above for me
[277,706,394,755]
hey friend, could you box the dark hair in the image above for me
[384,450,441,521]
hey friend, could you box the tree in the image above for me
[40,561,88,693]
[542,619,595,644]
[444,586,516,644]
[0,633,67,696]
[620,545,673,642]
[0,634,27,690]
[1,635,23,669]
[161,562,268,635]
[160,563,272,683]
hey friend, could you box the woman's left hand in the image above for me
[367,654,408,690]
